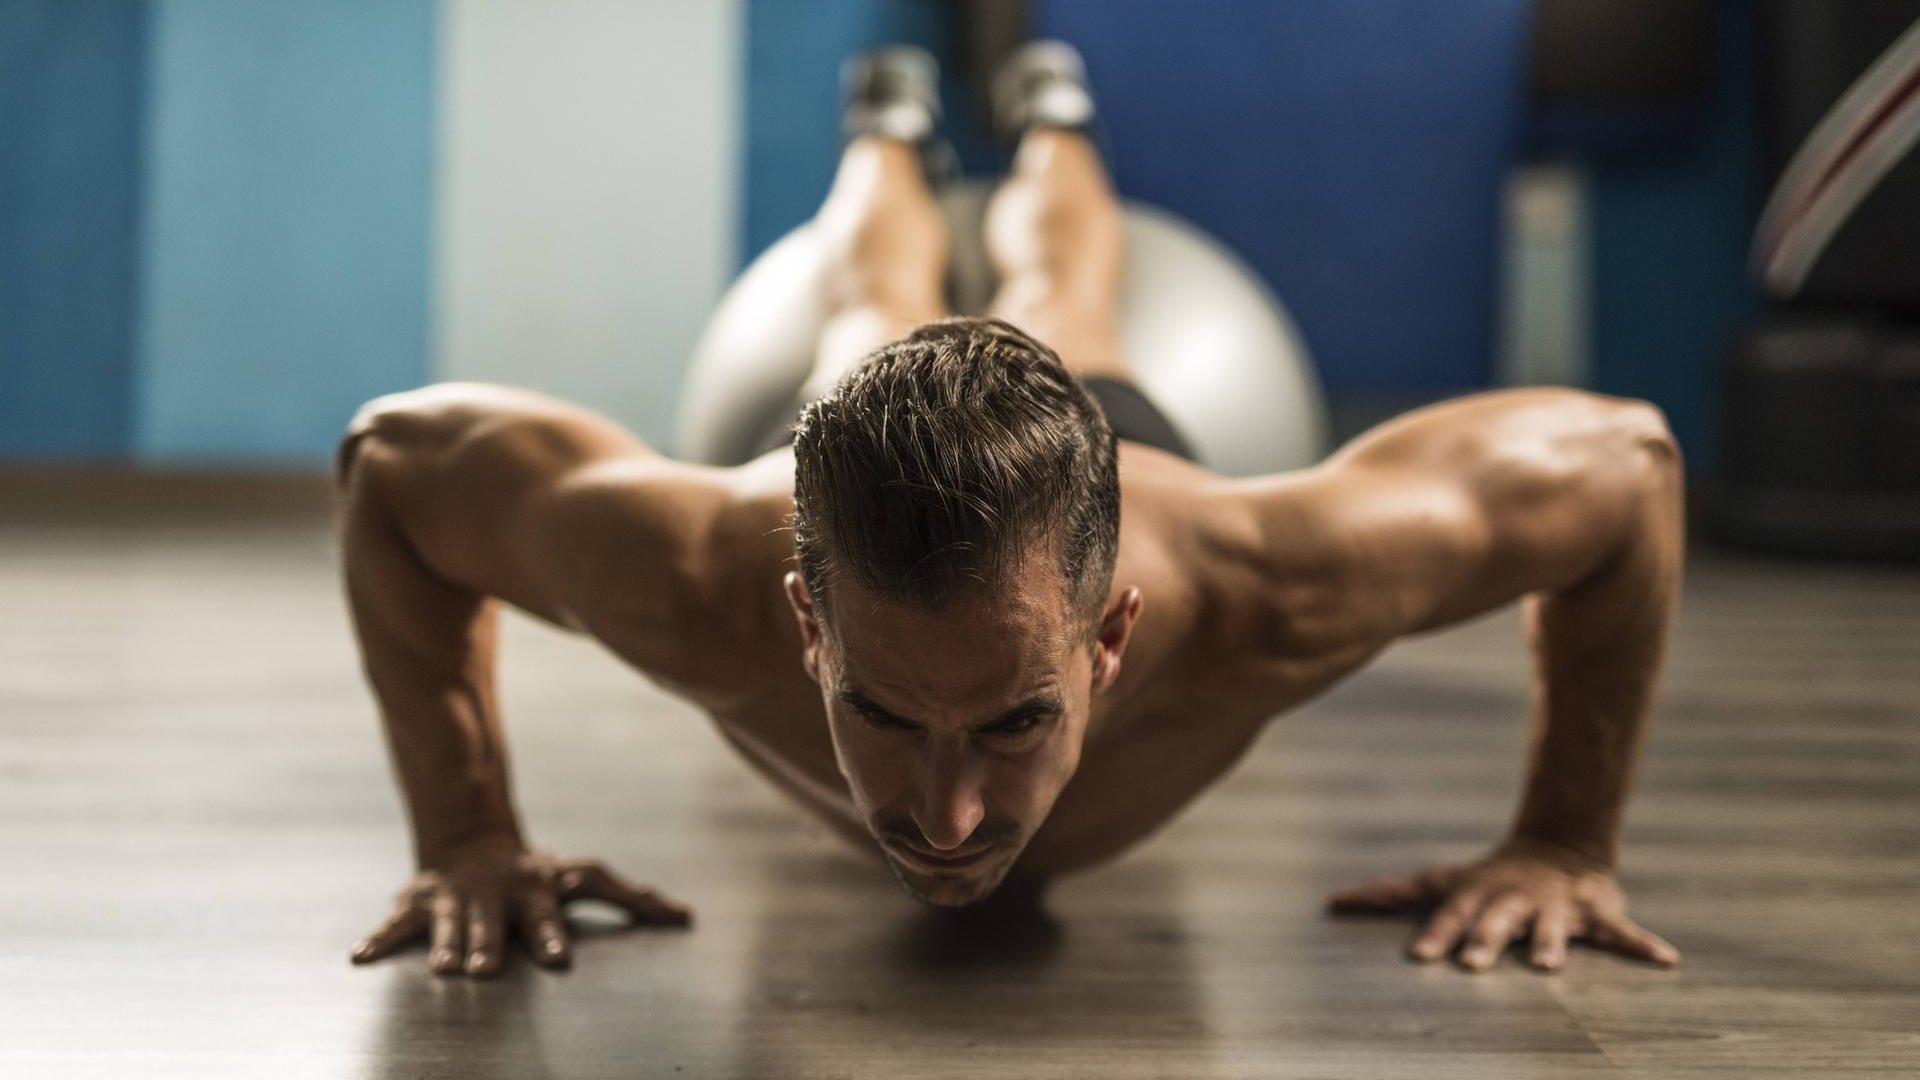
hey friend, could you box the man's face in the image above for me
[784,563,1139,908]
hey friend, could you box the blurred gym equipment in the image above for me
[1716,1,1920,560]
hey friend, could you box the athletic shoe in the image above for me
[990,39,1097,140]
[841,44,959,186]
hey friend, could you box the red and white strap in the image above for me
[1752,17,1920,296]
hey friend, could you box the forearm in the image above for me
[365,614,525,863]
[1509,468,1683,866]
[343,489,526,865]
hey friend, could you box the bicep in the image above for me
[522,460,741,682]
[352,384,768,695]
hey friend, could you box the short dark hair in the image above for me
[792,317,1120,632]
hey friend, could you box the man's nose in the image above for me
[911,751,985,851]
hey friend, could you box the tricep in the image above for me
[1243,389,1681,655]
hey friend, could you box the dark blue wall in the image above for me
[1583,2,1758,471]
[743,0,976,264]
[1038,0,1527,394]
[0,1,147,457]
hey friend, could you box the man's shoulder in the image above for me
[691,455,800,631]
[1117,453,1432,670]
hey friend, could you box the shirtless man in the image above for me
[339,44,1684,980]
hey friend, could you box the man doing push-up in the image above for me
[338,44,1685,980]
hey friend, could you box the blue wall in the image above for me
[0,2,1754,467]
[0,1,147,457]
[1583,2,1758,471]
[1039,0,1527,394]
[0,1,435,466]
[135,0,436,462]
[743,0,986,264]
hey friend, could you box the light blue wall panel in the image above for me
[0,1,145,458]
[136,0,435,463]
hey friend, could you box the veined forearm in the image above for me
[370,641,525,863]
[1509,467,1683,866]
[341,457,527,866]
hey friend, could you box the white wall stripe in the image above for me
[433,0,741,447]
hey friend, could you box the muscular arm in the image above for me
[337,384,744,975]
[1509,469,1682,867]
[1240,388,1685,968]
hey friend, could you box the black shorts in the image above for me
[754,375,1196,463]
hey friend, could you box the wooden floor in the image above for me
[2,495,1917,1078]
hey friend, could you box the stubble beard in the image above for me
[882,846,1018,908]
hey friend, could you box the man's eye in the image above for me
[862,711,914,731]
[987,715,1042,737]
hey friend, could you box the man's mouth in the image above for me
[892,841,995,872]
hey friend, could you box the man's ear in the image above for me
[784,572,823,683]
[1091,586,1143,694]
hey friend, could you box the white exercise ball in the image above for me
[676,182,1328,477]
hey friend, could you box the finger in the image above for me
[1459,893,1534,972]
[464,896,507,978]
[1326,873,1437,915]
[1529,902,1574,972]
[1408,892,1484,963]
[560,864,692,927]
[512,889,573,970]
[428,893,465,975]
[1585,914,1681,967]
[352,905,428,964]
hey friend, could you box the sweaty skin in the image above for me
[338,379,1685,979]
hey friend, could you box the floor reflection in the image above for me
[362,962,559,1080]
[356,909,705,1080]
[881,881,1066,973]
[725,851,1210,1077]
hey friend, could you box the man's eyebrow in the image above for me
[836,689,1063,728]
[989,696,1065,725]
[838,688,914,724]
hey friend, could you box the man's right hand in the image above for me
[349,835,692,978]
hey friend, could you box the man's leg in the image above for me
[983,128,1133,385]
[798,136,953,401]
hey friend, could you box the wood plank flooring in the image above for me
[1,498,1915,1078]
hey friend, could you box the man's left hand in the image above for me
[1326,838,1680,972]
